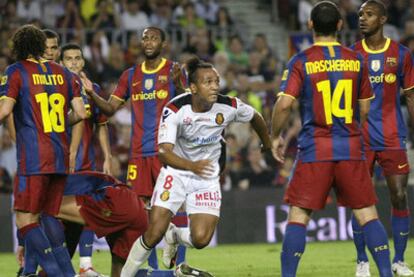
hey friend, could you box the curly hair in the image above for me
[12,24,46,61]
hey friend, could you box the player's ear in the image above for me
[380,15,387,25]
[190,82,197,94]
[307,19,313,31]
[337,19,344,32]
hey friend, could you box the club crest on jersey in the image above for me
[386,57,397,67]
[371,60,381,72]
[160,190,170,201]
[144,79,154,90]
[158,75,168,84]
[215,113,224,125]
[0,75,7,85]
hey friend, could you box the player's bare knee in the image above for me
[390,190,407,207]
[190,230,212,249]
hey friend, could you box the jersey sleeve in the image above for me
[278,56,304,99]
[401,49,414,90]
[358,58,374,100]
[111,69,131,102]
[0,66,21,101]
[92,83,108,124]
[234,97,255,123]
[158,106,180,145]
[69,71,82,100]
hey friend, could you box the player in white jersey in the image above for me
[121,57,273,276]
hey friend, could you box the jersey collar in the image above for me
[313,41,341,46]
[362,38,390,54]
[141,58,166,74]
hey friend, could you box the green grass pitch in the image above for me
[0,240,412,276]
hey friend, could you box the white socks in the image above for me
[175,227,194,248]
[79,256,92,270]
[121,236,152,277]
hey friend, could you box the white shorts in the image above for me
[151,167,221,217]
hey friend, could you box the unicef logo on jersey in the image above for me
[132,90,169,101]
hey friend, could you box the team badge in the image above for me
[0,76,7,85]
[371,60,381,72]
[101,208,112,217]
[144,79,154,90]
[281,70,289,81]
[157,89,168,99]
[386,57,397,67]
[158,75,168,84]
[215,113,224,125]
[160,190,170,201]
[385,73,396,84]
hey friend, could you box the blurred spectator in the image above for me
[178,2,206,34]
[238,142,274,190]
[194,0,219,24]
[297,0,313,31]
[121,0,149,32]
[212,51,230,91]
[149,0,173,30]
[212,6,234,51]
[0,54,10,74]
[4,1,25,29]
[124,32,142,67]
[41,0,65,28]
[83,30,110,74]
[90,0,120,30]
[16,0,42,22]
[228,74,263,114]
[80,0,98,24]
[226,35,249,73]
[184,27,216,62]
[387,0,409,29]
[56,0,85,42]
[222,133,243,191]
[101,42,126,81]
[338,0,359,30]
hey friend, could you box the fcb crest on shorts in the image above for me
[160,190,170,201]
[144,79,154,90]
[215,113,224,125]
[371,60,381,72]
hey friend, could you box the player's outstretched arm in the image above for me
[0,97,15,124]
[80,72,122,116]
[250,111,272,151]
[158,143,214,178]
[270,95,295,163]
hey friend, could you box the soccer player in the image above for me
[84,26,187,268]
[43,29,60,62]
[16,171,148,277]
[120,56,273,276]
[61,42,112,277]
[350,1,414,276]
[270,2,393,277]
[0,24,86,276]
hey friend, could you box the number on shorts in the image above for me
[163,175,173,189]
[127,164,137,180]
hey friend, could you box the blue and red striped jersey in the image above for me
[279,42,373,162]
[0,59,81,175]
[74,83,108,171]
[112,58,184,158]
[351,38,414,151]
[64,171,123,196]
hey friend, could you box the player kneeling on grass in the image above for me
[17,171,148,277]
[121,57,273,277]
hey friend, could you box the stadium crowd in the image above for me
[0,0,414,193]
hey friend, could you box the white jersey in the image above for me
[158,93,255,177]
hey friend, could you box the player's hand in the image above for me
[190,159,215,178]
[261,146,277,167]
[271,136,286,163]
[16,246,24,267]
[79,72,94,94]
[103,157,112,176]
